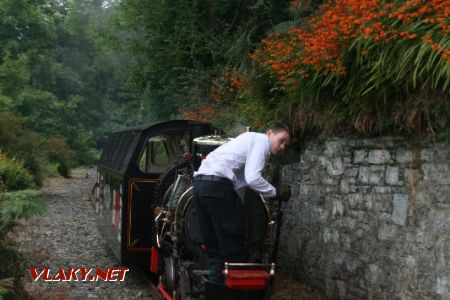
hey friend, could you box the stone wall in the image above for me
[277,137,450,299]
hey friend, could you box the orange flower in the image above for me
[180,105,220,122]
[251,0,450,86]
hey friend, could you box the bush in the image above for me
[0,152,35,191]
[57,162,70,178]
[0,113,77,185]
[0,189,44,298]
[246,0,450,136]
[0,190,44,232]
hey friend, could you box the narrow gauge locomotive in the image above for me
[91,120,282,299]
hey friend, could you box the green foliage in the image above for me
[0,152,35,191]
[0,112,75,185]
[0,0,139,170]
[0,277,14,297]
[0,189,43,296]
[14,88,62,134]
[0,190,44,232]
[0,95,13,112]
[0,55,30,96]
[116,0,292,122]
[57,161,70,178]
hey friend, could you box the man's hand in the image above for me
[276,184,291,202]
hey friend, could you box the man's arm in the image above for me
[244,136,276,198]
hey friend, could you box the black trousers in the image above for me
[193,179,249,283]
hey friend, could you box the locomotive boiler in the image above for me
[91,120,283,299]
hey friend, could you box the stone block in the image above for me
[363,194,374,210]
[342,217,357,230]
[323,227,340,244]
[362,138,383,147]
[368,150,392,164]
[347,193,364,209]
[374,196,393,213]
[336,280,347,299]
[392,194,409,225]
[301,150,318,163]
[298,184,313,196]
[317,207,329,222]
[325,186,340,193]
[435,210,450,232]
[343,168,359,179]
[358,167,370,183]
[355,228,364,238]
[378,224,398,241]
[385,166,403,185]
[348,139,363,148]
[437,188,450,206]
[325,139,344,156]
[358,166,385,185]
[354,150,367,164]
[310,167,321,184]
[422,163,450,185]
[341,179,350,194]
[379,212,392,222]
[437,276,450,296]
[421,149,435,162]
[396,149,413,164]
[318,155,329,166]
[404,168,422,186]
[299,184,326,205]
[365,264,382,284]
[348,210,368,222]
[282,168,300,182]
[327,157,345,176]
[416,225,435,250]
[332,198,344,217]
[321,174,339,185]
[370,166,385,185]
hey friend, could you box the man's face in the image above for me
[267,129,290,156]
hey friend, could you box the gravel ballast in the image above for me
[15,168,152,300]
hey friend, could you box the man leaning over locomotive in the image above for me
[192,122,292,286]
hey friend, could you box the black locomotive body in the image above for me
[92,120,280,299]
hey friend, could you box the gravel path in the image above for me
[15,168,152,300]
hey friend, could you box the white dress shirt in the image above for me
[194,132,276,198]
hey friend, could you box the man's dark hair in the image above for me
[268,122,293,139]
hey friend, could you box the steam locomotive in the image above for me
[91,120,283,299]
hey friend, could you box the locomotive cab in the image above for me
[92,120,215,267]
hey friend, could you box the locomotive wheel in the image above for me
[177,266,192,300]
[162,256,176,294]
[162,256,193,300]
